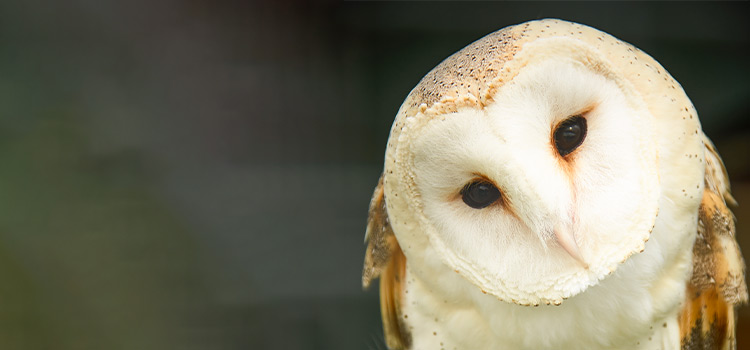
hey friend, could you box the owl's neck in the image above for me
[398,241,692,350]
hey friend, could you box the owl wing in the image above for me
[362,175,411,350]
[679,135,748,350]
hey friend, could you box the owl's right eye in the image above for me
[461,180,501,209]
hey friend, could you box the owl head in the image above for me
[381,19,706,306]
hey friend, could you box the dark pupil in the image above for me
[461,181,501,209]
[554,116,587,157]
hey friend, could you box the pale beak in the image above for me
[554,224,588,268]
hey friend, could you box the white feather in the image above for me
[379,19,707,349]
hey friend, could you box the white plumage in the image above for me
[363,19,746,350]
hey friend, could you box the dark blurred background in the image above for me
[0,1,747,349]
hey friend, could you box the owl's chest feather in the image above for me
[399,243,691,350]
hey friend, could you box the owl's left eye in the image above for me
[461,181,501,209]
[553,115,587,157]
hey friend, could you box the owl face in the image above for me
[383,22,705,306]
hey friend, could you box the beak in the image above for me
[554,224,588,268]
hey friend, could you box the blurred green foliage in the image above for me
[0,111,204,349]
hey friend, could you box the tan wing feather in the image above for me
[679,136,748,350]
[362,175,411,349]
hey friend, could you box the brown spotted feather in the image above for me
[679,137,748,350]
[363,175,410,349]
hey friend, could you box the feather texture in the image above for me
[363,175,410,349]
[364,19,747,349]
[678,137,748,350]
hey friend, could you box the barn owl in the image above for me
[362,19,747,350]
